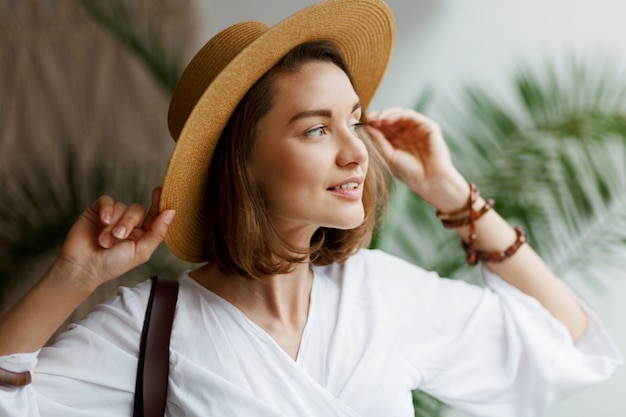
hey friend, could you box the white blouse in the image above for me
[0,249,622,417]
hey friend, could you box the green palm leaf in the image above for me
[8,3,624,414]
[377,56,626,416]
[380,55,626,288]
[79,0,183,94]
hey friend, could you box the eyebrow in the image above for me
[288,101,362,125]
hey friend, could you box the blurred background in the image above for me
[1,1,625,416]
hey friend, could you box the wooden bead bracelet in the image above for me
[436,182,481,220]
[437,182,526,266]
[438,198,495,228]
[463,226,527,266]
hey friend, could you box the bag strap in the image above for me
[133,275,179,417]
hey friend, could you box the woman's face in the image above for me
[250,60,368,243]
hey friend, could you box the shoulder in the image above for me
[323,248,444,290]
[72,278,153,327]
[86,278,154,325]
[320,248,428,276]
[46,278,156,360]
[320,249,488,315]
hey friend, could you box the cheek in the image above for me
[260,141,322,180]
[268,154,320,193]
[252,148,304,198]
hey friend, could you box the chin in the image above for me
[320,206,365,230]
[330,216,365,231]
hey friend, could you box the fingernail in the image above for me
[102,212,111,225]
[113,226,126,239]
[99,234,112,248]
[163,210,176,225]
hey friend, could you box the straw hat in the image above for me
[161,0,396,262]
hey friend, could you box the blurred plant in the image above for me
[0,143,187,302]
[0,144,109,289]
[0,0,190,305]
[377,56,626,415]
[79,0,183,93]
[381,55,626,286]
[412,390,448,417]
[6,1,626,415]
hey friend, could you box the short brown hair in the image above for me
[205,41,391,279]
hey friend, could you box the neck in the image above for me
[244,263,314,324]
[191,261,314,327]
[191,261,314,360]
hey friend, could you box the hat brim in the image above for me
[161,0,395,262]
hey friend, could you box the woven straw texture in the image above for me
[161,0,396,262]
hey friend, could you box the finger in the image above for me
[153,186,162,207]
[97,201,127,248]
[366,110,417,141]
[134,210,176,262]
[365,107,403,125]
[142,187,162,232]
[364,109,381,121]
[85,195,115,226]
[368,107,410,120]
[100,201,141,243]
[369,108,435,130]
[110,203,148,240]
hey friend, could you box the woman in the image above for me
[0,1,621,416]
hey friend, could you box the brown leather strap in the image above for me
[0,367,31,386]
[133,276,179,417]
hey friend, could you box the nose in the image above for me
[336,127,368,167]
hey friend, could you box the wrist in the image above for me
[46,257,100,297]
[0,259,97,356]
[434,182,527,266]
[418,174,471,213]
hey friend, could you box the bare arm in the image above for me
[456,194,588,340]
[0,187,175,355]
[366,108,588,340]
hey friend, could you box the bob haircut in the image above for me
[205,41,391,279]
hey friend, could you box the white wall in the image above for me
[196,1,626,415]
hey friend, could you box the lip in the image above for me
[327,176,365,200]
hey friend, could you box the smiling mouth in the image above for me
[331,182,360,191]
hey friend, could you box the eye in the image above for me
[349,122,365,135]
[306,126,327,138]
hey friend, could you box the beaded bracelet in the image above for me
[437,182,480,220]
[436,182,493,230]
[436,183,494,227]
[436,182,480,221]
[436,182,526,265]
[0,367,32,386]
[463,226,527,266]
[438,198,495,228]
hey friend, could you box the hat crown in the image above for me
[167,21,270,141]
[161,0,395,262]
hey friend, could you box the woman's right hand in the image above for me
[57,187,175,291]
[0,187,175,356]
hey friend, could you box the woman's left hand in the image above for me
[367,113,591,341]
[365,107,468,212]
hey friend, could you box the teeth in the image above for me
[333,182,358,190]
